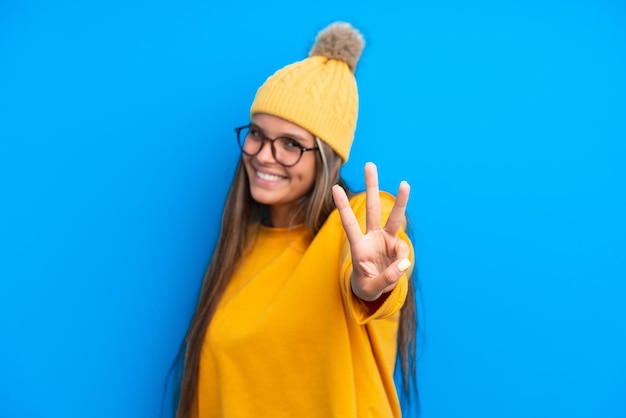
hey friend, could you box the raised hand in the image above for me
[332,162,411,302]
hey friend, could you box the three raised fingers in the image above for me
[333,162,410,245]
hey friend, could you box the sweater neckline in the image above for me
[258,223,306,234]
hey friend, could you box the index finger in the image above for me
[332,184,364,245]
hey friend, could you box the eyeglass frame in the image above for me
[235,124,320,167]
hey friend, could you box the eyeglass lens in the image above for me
[237,126,304,167]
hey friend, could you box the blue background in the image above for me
[1,1,625,417]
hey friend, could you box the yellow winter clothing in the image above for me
[199,192,413,417]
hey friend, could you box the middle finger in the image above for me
[365,162,381,232]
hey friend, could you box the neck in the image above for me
[268,204,304,228]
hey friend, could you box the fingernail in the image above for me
[398,259,411,272]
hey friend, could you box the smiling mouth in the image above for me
[256,169,286,182]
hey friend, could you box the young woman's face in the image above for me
[243,113,318,227]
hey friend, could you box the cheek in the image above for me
[297,159,317,189]
[242,156,254,176]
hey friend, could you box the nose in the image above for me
[255,139,277,164]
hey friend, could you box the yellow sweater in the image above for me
[199,192,413,417]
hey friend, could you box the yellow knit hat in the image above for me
[250,22,365,162]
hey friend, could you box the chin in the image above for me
[249,187,280,206]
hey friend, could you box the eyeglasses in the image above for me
[235,124,319,167]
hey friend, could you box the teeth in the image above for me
[256,170,283,182]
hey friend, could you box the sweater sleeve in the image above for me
[339,192,414,325]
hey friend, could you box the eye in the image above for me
[285,138,301,148]
[278,137,303,152]
[249,127,263,138]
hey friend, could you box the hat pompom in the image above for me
[309,22,365,73]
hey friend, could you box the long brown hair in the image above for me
[174,139,417,417]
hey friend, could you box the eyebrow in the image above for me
[250,123,312,145]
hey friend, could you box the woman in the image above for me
[176,22,417,417]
